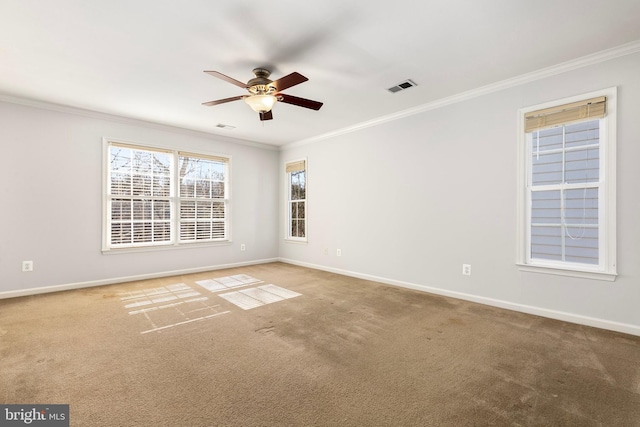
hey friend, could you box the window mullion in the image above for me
[171,150,178,245]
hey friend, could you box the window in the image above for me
[285,159,306,241]
[104,140,230,250]
[178,152,229,243]
[516,89,616,280]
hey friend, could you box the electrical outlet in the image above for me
[336,249,342,257]
[462,264,471,276]
[240,244,246,251]
[22,261,34,272]
[323,248,328,255]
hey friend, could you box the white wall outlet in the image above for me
[22,261,34,272]
[240,244,246,251]
[462,264,471,276]
[323,248,328,255]
[336,249,342,257]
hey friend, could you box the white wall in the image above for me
[0,102,280,295]
[279,52,640,335]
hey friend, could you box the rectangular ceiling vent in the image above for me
[387,79,417,93]
[215,123,236,130]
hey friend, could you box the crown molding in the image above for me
[0,93,279,151]
[2,39,639,153]
[284,39,640,150]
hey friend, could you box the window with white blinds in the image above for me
[517,89,617,280]
[178,153,228,242]
[285,159,306,241]
[104,141,230,250]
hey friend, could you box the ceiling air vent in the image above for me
[215,123,235,130]
[387,79,417,93]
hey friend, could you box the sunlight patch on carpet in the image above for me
[119,283,230,334]
[120,283,200,308]
[195,274,263,292]
[219,284,302,310]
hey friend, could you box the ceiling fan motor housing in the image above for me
[247,68,276,94]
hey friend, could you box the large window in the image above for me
[104,140,230,250]
[516,89,616,280]
[285,159,306,241]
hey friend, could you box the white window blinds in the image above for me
[105,141,230,250]
[107,144,173,247]
[178,152,229,242]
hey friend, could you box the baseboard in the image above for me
[279,258,640,337]
[0,258,280,300]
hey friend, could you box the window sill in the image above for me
[516,263,617,282]
[102,240,232,255]
[284,238,308,245]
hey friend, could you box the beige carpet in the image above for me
[1,262,639,426]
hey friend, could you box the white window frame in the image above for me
[102,138,231,252]
[285,158,307,243]
[177,151,230,244]
[516,88,617,281]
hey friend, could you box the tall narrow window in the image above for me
[517,89,616,280]
[104,140,230,250]
[286,159,306,241]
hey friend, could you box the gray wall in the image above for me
[0,102,279,295]
[279,52,640,335]
[2,50,638,336]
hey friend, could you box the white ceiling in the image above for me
[1,0,640,147]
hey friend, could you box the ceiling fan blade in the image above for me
[278,94,323,110]
[202,95,244,107]
[204,71,248,88]
[271,72,308,92]
[259,110,273,121]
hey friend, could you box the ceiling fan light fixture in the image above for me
[244,94,277,113]
[203,69,321,121]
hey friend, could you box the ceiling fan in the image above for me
[202,68,323,121]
